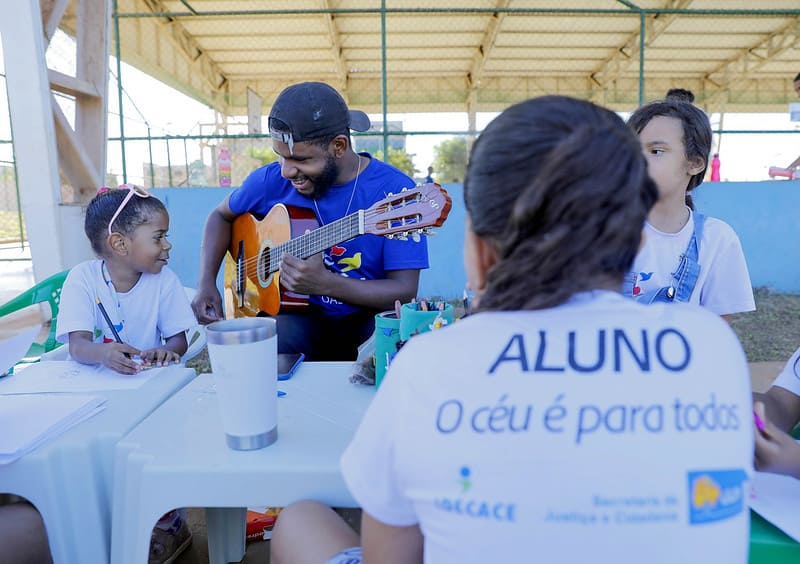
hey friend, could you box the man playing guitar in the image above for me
[192,82,430,361]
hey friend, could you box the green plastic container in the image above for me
[399,301,454,341]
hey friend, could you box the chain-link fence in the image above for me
[106,2,800,189]
[0,65,24,248]
[3,3,800,249]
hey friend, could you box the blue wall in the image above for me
[694,181,800,294]
[154,180,800,299]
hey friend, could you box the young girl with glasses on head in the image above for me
[56,184,197,374]
[268,96,753,564]
[56,185,197,563]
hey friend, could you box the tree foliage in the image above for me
[247,145,279,166]
[432,137,468,183]
[373,146,417,178]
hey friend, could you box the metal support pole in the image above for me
[113,0,127,183]
[639,10,645,106]
[183,138,189,186]
[147,126,155,188]
[381,0,388,158]
[166,137,173,187]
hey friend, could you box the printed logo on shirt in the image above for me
[323,245,363,275]
[433,466,516,523]
[632,272,653,296]
[687,469,747,525]
[337,252,362,273]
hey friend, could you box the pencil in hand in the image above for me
[95,297,131,358]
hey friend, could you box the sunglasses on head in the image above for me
[105,184,150,236]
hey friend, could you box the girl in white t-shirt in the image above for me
[269,97,753,564]
[56,185,196,562]
[754,347,800,477]
[624,95,755,317]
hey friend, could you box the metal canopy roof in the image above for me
[67,1,800,115]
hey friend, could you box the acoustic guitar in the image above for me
[223,182,452,318]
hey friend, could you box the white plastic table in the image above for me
[111,362,375,564]
[0,364,196,564]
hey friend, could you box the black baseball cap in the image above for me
[268,82,371,153]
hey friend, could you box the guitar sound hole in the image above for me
[260,248,271,279]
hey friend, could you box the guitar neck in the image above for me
[266,211,363,274]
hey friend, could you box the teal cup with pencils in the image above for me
[399,300,455,341]
[374,311,401,388]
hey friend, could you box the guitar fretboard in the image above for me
[265,212,362,275]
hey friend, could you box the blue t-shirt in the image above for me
[228,153,429,318]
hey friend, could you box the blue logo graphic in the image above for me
[687,469,748,525]
[432,466,516,523]
[460,466,471,493]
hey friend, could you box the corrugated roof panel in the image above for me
[94,1,800,113]
[666,16,796,34]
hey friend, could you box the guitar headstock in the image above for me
[363,183,453,239]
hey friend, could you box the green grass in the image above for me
[729,287,800,362]
[0,210,25,243]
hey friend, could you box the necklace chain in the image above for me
[313,155,362,225]
[100,260,128,340]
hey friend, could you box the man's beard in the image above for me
[308,153,340,199]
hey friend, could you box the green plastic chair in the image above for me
[0,269,69,361]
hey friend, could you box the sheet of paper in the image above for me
[0,360,171,393]
[0,326,41,376]
[750,470,800,543]
[0,393,106,464]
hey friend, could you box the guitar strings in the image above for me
[232,200,433,277]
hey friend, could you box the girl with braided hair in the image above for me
[269,96,752,564]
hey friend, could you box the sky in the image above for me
[2,30,800,184]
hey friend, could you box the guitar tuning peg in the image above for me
[424,228,436,236]
[396,233,408,241]
[411,232,421,243]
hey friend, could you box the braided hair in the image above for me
[464,95,657,312]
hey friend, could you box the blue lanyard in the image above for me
[100,260,128,340]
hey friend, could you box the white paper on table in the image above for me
[0,393,106,464]
[0,360,169,393]
[750,470,800,543]
[0,326,41,376]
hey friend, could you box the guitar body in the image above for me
[223,205,319,319]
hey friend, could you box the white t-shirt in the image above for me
[771,347,800,396]
[341,292,752,564]
[630,211,755,316]
[56,260,197,352]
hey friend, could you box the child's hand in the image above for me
[754,401,800,480]
[100,343,142,375]
[139,348,182,367]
